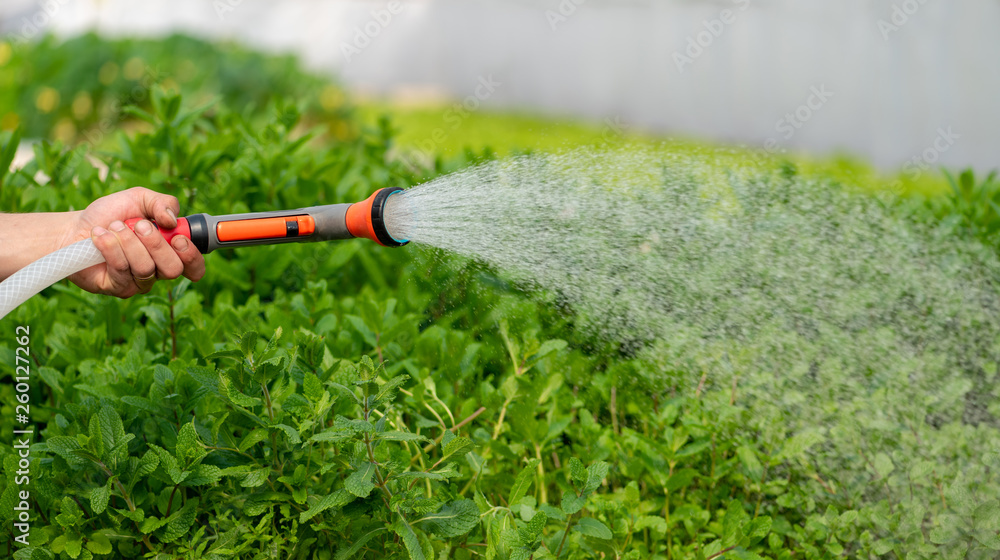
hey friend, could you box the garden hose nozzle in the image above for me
[123,187,409,253]
[0,188,409,320]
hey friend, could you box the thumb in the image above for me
[130,186,180,229]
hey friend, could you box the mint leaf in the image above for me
[345,462,377,498]
[438,437,475,466]
[419,499,479,538]
[509,459,540,506]
[574,517,612,540]
[300,489,355,523]
[90,482,111,514]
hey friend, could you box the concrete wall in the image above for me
[2,0,998,171]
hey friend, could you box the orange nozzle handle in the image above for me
[346,187,407,247]
[216,215,315,242]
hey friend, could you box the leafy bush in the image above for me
[0,34,351,142]
[917,168,1000,245]
[0,90,787,559]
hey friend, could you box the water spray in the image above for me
[0,188,408,320]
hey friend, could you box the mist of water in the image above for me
[385,149,1000,547]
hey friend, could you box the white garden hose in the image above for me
[0,239,105,320]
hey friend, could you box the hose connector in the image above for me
[346,187,409,247]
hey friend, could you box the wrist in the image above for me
[55,210,87,251]
[0,210,86,280]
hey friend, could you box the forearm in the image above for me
[0,211,83,280]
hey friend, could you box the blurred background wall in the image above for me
[2,0,997,171]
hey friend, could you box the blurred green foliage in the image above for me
[0,33,353,144]
[920,169,1000,244]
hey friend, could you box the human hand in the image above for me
[66,187,206,298]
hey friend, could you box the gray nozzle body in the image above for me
[188,203,353,253]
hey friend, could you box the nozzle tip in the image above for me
[346,188,409,247]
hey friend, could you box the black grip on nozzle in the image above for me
[186,214,211,254]
[371,188,408,247]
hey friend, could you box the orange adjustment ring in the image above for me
[216,215,315,242]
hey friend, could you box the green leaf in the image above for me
[309,427,353,443]
[872,539,896,555]
[334,528,388,560]
[379,430,428,442]
[176,421,200,462]
[574,517,612,540]
[777,430,824,461]
[391,471,449,482]
[375,375,410,404]
[722,501,749,546]
[873,453,895,478]
[345,462,377,498]
[115,508,145,523]
[561,491,586,516]
[90,482,111,514]
[273,424,301,445]
[393,515,429,560]
[974,501,1000,531]
[300,489,355,523]
[737,446,764,482]
[120,396,158,412]
[137,449,160,478]
[583,461,609,495]
[520,510,548,543]
[150,445,188,484]
[346,316,377,348]
[88,411,106,456]
[160,499,198,543]
[303,372,324,401]
[225,378,262,407]
[84,533,112,555]
[240,331,259,359]
[0,128,22,188]
[184,464,223,486]
[241,468,270,488]
[569,457,587,487]
[636,515,667,534]
[65,533,83,558]
[509,459,540,507]
[46,436,87,468]
[666,468,698,492]
[746,516,772,543]
[419,499,480,538]
[438,437,475,466]
[238,428,269,452]
[524,340,567,373]
[358,354,377,381]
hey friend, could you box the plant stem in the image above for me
[610,386,620,436]
[706,545,737,560]
[535,443,547,505]
[260,381,279,467]
[165,484,180,516]
[99,460,154,552]
[556,514,575,557]
[168,287,177,359]
[363,384,394,509]
[492,397,513,440]
[413,406,486,463]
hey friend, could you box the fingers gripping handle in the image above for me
[124,217,193,247]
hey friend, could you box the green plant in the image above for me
[0,33,353,143]
[923,168,1000,243]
